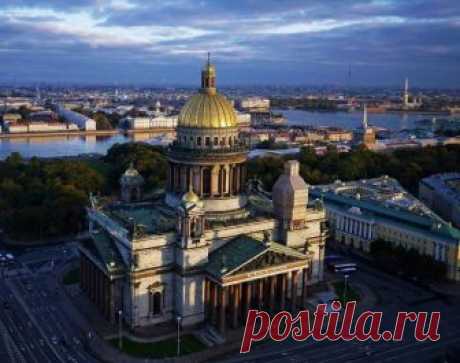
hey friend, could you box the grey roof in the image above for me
[420,173,460,204]
[105,201,176,235]
[82,231,125,276]
[205,235,306,279]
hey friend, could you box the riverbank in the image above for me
[0,127,175,139]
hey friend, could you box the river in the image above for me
[278,109,454,130]
[0,110,457,159]
[0,132,174,160]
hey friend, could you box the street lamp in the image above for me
[343,274,349,303]
[176,315,182,357]
[118,310,123,351]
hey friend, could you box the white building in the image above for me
[4,122,79,133]
[240,97,270,111]
[122,115,178,130]
[57,105,97,131]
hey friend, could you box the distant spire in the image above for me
[404,77,409,106]
[207,52,211,66]
[362,104,368,129]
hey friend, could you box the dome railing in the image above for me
[169,142,249,155]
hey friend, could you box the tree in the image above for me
[104,143,167,191]
[93,112,113,130]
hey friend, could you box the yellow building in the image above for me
[311,177,460,281]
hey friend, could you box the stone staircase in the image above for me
[197,325,226,347]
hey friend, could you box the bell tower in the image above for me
[175,189,208,326]
[176,189,206,249]
[272,160,309,248]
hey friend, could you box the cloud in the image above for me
[0,0,459,86]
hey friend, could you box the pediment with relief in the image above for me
[226,250,305,277]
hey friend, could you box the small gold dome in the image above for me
[178,92,237,129]
[182,189,200,204]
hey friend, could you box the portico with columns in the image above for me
[203,235,311,334]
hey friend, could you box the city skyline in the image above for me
[1,0,460,87]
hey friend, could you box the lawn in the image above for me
[62,267,80,285]
[108,334,206,358]
[333,281,360,305]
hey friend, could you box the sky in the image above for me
[1,0,459,87]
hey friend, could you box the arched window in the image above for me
[218,167,223,195]
[217,167,227,195]
[149,290,163,315]
[197,137,202,146]
[153,292,162,315]
[203,168,211,196]
[205,137,210,146]
[222,168,227,194]
[214,137,218,146]
[232,167,238,193]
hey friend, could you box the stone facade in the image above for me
[79,60,327,336]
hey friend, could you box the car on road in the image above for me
[326,255,357,274]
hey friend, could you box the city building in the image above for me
[235,111,251,129]
[239,97,270,112]
[28,110,58,123]
[3,121,79,133]
[310,177,460,281]
[353,105,376,148]
[121,115,178,130]
[56,105,97,131]
[1,113,22,123]
[324,128,353,142]
[419,173,460,229]
[79,59,327,336]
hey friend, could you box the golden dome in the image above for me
[182,189,200,204]
[178,92,237,128]
[178,55,237,129]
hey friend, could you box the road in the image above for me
[1,243,459,363]
[222,255,460,363]
[0,244,99,363]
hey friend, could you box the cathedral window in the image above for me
[149,290,163,315]
[203,168,211,195]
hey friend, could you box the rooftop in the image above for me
[205,235,306,279]
[421,173,460,203]
[310,176,460,244]
[81,231,125,276]
[104,199,177,235]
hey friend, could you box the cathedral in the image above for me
[79,58,327,336]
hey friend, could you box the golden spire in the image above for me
[201,52,216,95]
